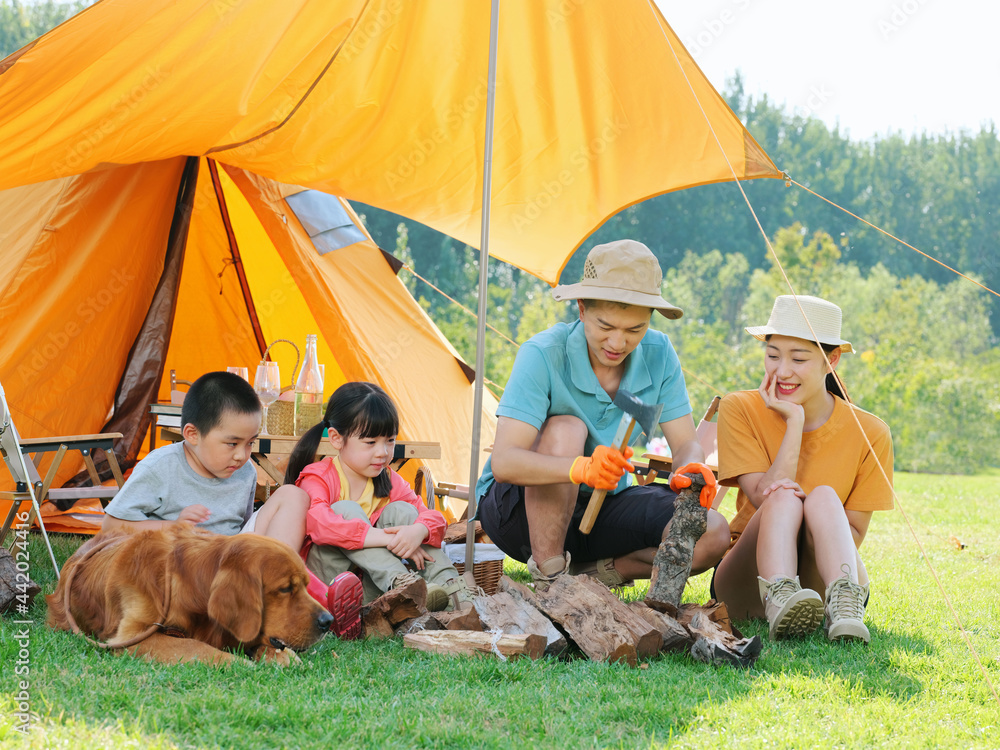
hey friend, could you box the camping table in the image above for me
[158,427,440,484]
[148,403,182,452]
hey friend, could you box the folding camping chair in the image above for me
[1,380,128,575]
[0,381,61,576]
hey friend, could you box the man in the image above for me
[476,240,730,587]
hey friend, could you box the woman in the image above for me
[714,295,894,643]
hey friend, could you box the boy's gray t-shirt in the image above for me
[104,441,255,535]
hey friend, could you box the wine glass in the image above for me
[227,366,249,381]
[254,361,280,434]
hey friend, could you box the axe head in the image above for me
[612,389,663,440]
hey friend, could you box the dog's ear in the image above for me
[207,545,263,643]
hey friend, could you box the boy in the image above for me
[103,371,261,535]
[102,371,364,639]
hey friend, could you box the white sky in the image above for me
[656,0,1000,141]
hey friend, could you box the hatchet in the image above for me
[579,390,663,534]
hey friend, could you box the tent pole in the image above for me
[465,0,500,578]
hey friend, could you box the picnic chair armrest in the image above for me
[700,395,721,423]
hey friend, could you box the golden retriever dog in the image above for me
[46,524,333,665]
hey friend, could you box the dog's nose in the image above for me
[316,610,334,632]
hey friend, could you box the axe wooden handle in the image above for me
[579,418,636,534]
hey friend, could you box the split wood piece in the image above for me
[362,577,427,639]
[645,474,707,608]
[0,547,40,613]
[533,575,660,665]
[403,630,546,661]
[685,609,762,669]
[499,574,660,661]
[675,600,735,636]
[496,574,541,605]
[653,600,761,669]
[434,606,483,632]
[626,602,691,652]
[474,591,567,657]
[394,613,445,637]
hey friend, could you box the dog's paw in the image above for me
[256,645,301,667]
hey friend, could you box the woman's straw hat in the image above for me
[746,295,853,353]
[551,240,683,319]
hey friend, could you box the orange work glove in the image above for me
[569,445,635,491]
[669,462,718,509]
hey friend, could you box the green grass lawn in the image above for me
[1,472,997,749]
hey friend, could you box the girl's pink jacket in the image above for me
[297,458,446,556]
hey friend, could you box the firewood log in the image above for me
[403,630,545,660]
[475,590,567,657]
[645,474,707,608]
[362,577,427,639]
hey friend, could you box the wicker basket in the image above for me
[453,558,504,596]
[442,521,504,594]
[262,339,299,436]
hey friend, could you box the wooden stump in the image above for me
[403,630,546,660]
[474,590,567,657]
[0,547,40,614]
[362,577,427,639]
[645,474,707,608]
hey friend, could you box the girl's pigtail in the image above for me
[283,422,327,486]
[373,467,392,499]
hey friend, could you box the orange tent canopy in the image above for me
[0,0,780,284]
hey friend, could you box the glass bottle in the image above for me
[294,334,324,436]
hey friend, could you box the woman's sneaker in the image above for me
[757,575,824,640]
[326,571,363,640]
[824,573,870,643]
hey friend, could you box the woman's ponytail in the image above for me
[822,343,851,402]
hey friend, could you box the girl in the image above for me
[286,381,475,615]
[714,295,894,643]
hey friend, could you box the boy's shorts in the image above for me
[478,480,678,564]
[239,509,259,534]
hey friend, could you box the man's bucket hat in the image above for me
[551,239,682,319]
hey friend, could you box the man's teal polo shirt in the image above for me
[475,320,691,499]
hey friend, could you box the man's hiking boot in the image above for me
[567,556,633,588]
[526,552,570,591]
[757,575,823,640]
[824,567,870,643]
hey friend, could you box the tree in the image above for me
[0,1,90,58]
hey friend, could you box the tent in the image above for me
[0,0,781,508]
[0,155,496,516]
